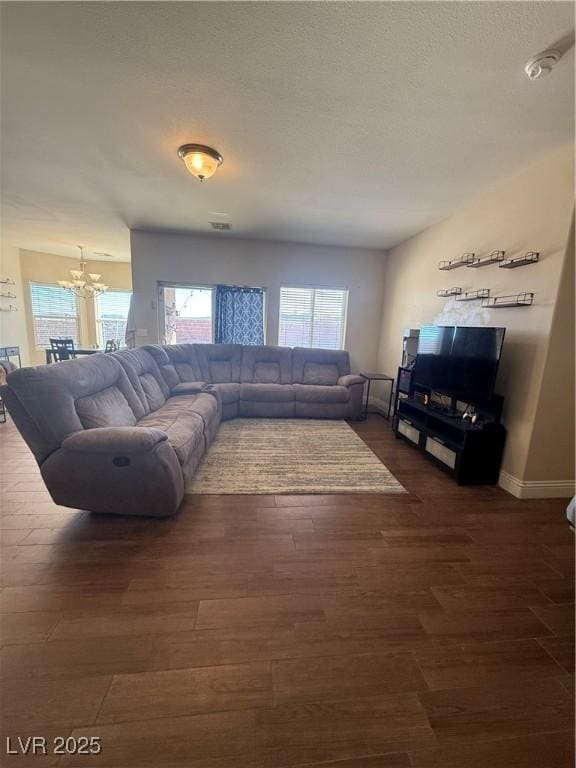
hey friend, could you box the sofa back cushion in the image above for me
[76,385,138,429]
[172,345,201,379]
[114,348,170,414]
[302,362,340,385]
[143,345,180,389]
[147,344,204,386]
[292,347,351,385]
[196,344,242,383]
[2,354,143,463]
[241,345,293,384]
[254,363,281,384]
[139,373,167,411]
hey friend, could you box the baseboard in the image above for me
[498,470,575,499]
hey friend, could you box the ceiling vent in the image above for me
[210,222,231,231]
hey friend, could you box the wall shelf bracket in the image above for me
[439,253,477,271]
[481,292,534,308]
[500,251,540,269]
[467,250,506,268]
[456,288,490,302]
[436,287,462,298]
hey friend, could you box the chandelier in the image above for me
[58,246,108,299]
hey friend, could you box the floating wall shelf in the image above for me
[467,250,505,268]
[482,292,534,308]
[456,288,490,302]
[0,292,16,299]
[438,253,477,271]
[0,305,18,312]
[500,251,540,269]
[436,287,462,297]
[0,278,16,286]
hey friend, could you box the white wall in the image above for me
[377,145,574,488]
[130,231,387,373]
[0,243,29,365]
[19,249,132,366]
[523,218,575,492]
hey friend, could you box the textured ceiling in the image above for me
[1,1,574,262]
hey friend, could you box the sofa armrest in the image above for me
[338,375,366,387]
[44,427,183,517]
[62,427,167,455]
[171,381,208,396]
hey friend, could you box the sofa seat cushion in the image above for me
[185,392,220,431]
[240,383,295,402]
[213,382,240,404]
[139,397,207,466]
[293,384,350,404]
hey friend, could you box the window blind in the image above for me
[96,291,132,345]
[30,283,79,348]
[278,287,348,350]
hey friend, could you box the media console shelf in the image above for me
[395,398,506,485]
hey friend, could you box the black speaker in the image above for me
[398,367,413,395]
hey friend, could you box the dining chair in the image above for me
[49,338,76,362]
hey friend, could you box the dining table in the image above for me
[45,347,105,364]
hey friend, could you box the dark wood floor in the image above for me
[0,415,574,767]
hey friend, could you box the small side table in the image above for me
[359,372,395,420]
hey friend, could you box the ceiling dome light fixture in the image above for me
[524,49,561,80]
[178,144,223,181]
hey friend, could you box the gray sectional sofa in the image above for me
[1,344,365,517]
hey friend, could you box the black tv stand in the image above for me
[394,397,506,485]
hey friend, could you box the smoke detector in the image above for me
[524,49,561,80]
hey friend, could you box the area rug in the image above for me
[186,418,406,495]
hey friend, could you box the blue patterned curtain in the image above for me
[214,286,265,345]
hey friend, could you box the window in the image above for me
[278,286,348,350]
[161,285,214,344]
[30,283,79,348]
[96,291,132,346]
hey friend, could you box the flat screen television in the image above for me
[413,325,505,404]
